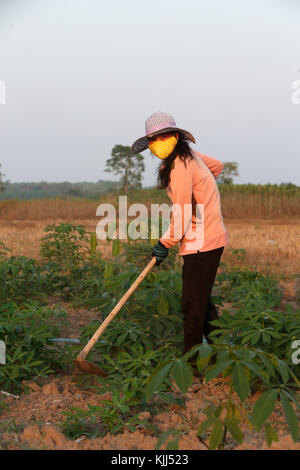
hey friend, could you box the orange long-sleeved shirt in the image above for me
[160,150,229,255]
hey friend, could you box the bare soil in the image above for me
[1,371,299,450]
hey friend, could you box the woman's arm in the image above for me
[195,152,223,179]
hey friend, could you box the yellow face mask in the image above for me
[148,134,179,159]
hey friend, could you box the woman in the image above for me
[131,111,229,361]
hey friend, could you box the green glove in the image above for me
[152,240,169,266]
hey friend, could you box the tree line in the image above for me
[1,146,297,199]
[0,180,121,200]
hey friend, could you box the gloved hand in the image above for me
[151,240,169,266]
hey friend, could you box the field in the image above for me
[0,217,299,280]
[0,197,299,450]
[0,183,300,220]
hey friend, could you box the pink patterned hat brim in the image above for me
[131,112,196,154]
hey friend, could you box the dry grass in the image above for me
[0,199,98,220]
[220,192,300,218]
[221,218,300,280]
[0,218,299,280]
[0,189,299,221]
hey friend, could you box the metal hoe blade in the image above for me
[73,358,108,377]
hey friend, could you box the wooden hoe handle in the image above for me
[77,257,157,361]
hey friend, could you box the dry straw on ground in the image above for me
[0,217,299,280]
[0,188,299,221]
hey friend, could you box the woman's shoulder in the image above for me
[192,149,204,159]
[172,154,206,181]
[173,153,198,172]
[190,150,208,166]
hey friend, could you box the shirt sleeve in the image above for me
[160,159,193,248]
[200,154,223,179]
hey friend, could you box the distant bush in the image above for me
[0,180,121,200]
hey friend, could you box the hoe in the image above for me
[74,257,156,376]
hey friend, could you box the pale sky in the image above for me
[0,0,299,186]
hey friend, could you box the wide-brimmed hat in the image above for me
[131,111,196,154]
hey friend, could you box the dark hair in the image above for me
[156,134,194,189]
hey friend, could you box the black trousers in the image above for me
[182,246,224,355]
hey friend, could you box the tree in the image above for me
[217,161,239,184]
[0,164,6,192]
[105,145,145,193]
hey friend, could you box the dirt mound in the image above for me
[1,372,298,450]
[22,424,68,449]
[279,277,300,300]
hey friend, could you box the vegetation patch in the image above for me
[0,223,299,449]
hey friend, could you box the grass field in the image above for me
[0,183,299,221]
[0,217,299,280]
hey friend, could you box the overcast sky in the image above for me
[0,0,299,186]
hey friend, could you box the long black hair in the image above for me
[156,134,194,189]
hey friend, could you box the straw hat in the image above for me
[131,111,196,154]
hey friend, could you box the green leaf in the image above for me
[155,429,180,450]
[260,355,275,377]
[225,418,244,444]
[183,343,213,360]
[232,362,250,402]
[288,369,300,389]
[241,332,257,346]
[214,404,224,419]
[196,342,213,359]
[250,389,278,430]
[209,420,224,450]
[240,360,269,384]
[197,417,216,436]
[262,332,271,344]
[251,331,261,346]
[104,263,113,279]
[157,294,169,316]
[280,393,299,441]
[276,359,289,383]
[145,360,173,401]
[112,239,121,257]
[267,330,282,339]
[171,359,193,394]
[265,423,279,447]
[205,360,233,382]
[89,232,97,254]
